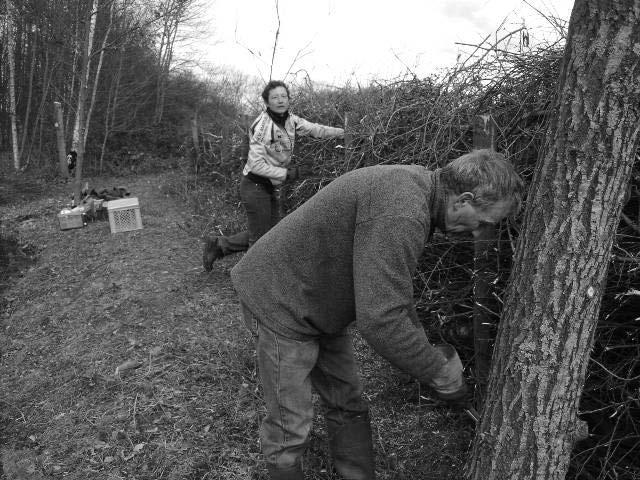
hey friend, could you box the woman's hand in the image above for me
[286,165,314,182]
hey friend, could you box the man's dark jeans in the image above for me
[218,175,281,254]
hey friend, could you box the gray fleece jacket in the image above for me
[231,164,448,384]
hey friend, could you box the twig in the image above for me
[0,399,26,422]
[284,41,313,80]
[620,212,640,236]
[269,0,281,81]
[590,358,640,382]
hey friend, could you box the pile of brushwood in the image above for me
[196,33,639,478]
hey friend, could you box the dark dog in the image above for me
[66,150,77,176]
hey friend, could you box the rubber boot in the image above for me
[202,237,223,271]
[327,414,376,479]
[266,462,304,480]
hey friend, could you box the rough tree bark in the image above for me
[466,1,640,479]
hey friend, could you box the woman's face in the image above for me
[266,86,290,114]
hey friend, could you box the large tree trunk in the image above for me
[466,1,640,479]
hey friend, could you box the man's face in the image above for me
[444,193,514,237]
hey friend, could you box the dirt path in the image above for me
[0,172,469,479]
[0,173,264,479]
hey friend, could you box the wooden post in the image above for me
[191,115,199,158]
[54,101,68,177]
[240,114,251,162]
[344,111,352,149]
[191,115,200,173]
[472,114,496,150]
[472,114,498,401]
[344,111,355,168]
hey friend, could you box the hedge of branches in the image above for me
[286,38,564,351]
[293,38,639,478]
[198,32,639,479]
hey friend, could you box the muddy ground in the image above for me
[0,172,471,479]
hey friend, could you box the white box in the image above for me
[106,197,143,233]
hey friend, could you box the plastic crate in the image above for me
[106,197,143,233]
[58,212,84,230]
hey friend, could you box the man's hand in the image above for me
[428,344,468,403]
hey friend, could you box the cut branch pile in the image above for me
[195,26,640,479]
[286,35,640,479]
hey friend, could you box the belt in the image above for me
[245,171,274,192]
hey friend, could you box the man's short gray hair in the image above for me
[440,149,524,210]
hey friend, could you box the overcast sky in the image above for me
[194,0,575,86]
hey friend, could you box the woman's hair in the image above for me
[440,149,524,209]
[261,80,290,103]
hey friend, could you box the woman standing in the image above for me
[203,80,344,270]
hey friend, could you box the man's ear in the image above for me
[453,192,475,208]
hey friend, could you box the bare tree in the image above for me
[25,42,54,167]
[72,0,99,200]
[466,1,640,479]
[5,0,20,170]
[99,44,125,172]
[152,0,206,124]
[83,0,116,152]
[0,0,232,174]
[153,0,184,123]
[19,23,38,161]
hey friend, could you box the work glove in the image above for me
[286,167,299,181]
[427,344,468,403]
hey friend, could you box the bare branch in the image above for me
[269,0,281,81]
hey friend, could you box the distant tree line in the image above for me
[0,0,248,177]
